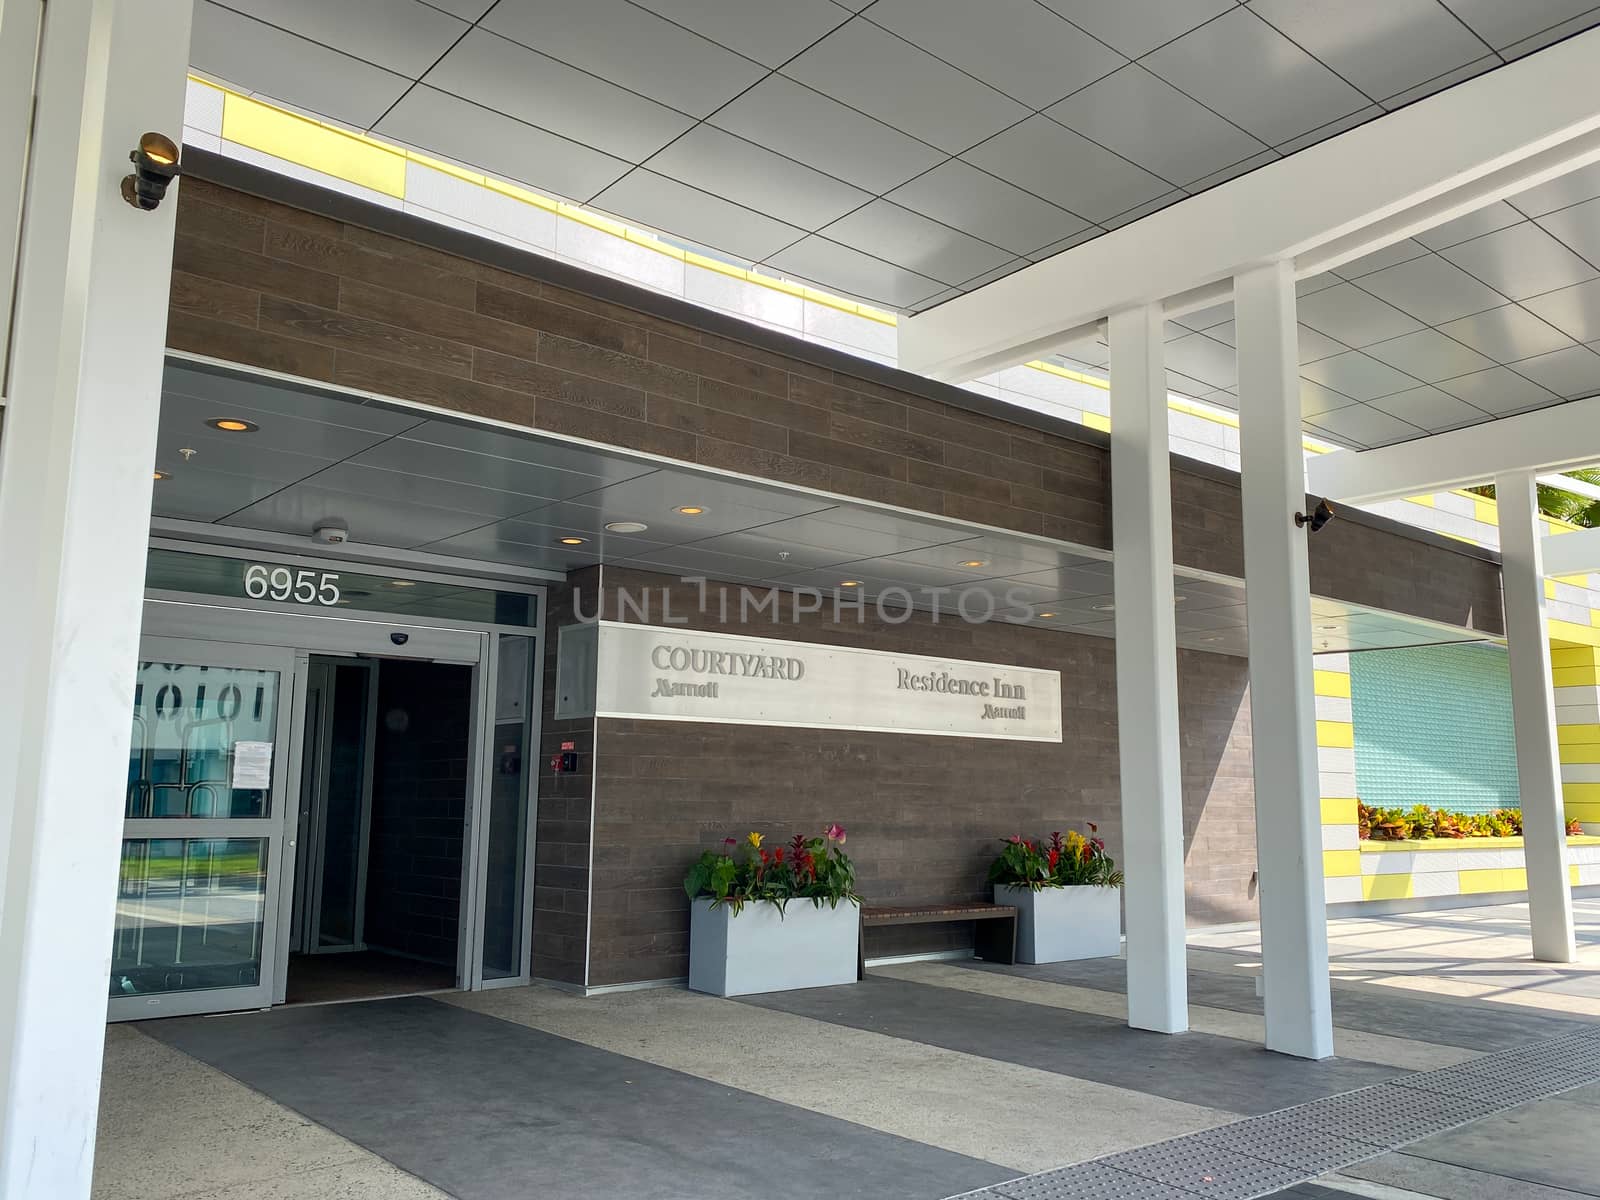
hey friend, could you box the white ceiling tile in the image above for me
[376,87,631,202]
[152,466,293,523]
[190,2,411,128]
[1435,366,1562,416]
[214,0,468,77]
[1308,403,1426,448]
[1248,0,1487,103]
[1509,345,1600,399]
[1368,386,1490,432]
[647,125,871,230]
[1101,188,1186,230]
[353,438,627,501]
[868,0,1125,109]
[1439,222,1599,302]
[1142,7,1371,147]
[818,200,1011,287]
[710,76,944,194]
[956,259,1031,291]
[1522,278,1600,343]
[425,30,694,162]
[421,0,495,17]
[1296,325,1350,363]
[626,0,852,67]
[482,0,763,118]
[1026,227,1108,261]
[782,20,1029,154]
[766,237,946,309]
[964,115,1170,224]
[1038,0,1235,58]
[887,160,1090,257]
[1362,328,1494,382]
[1437,305,1576,362]
[1413,201,1525,251]
[1046,65,1267,188]
[1510,164,1600,218]
[1503,8,1600,57]
[1273,104,1383,156]
[1379,54,1499,111]
[592,170,804,263]
[1296,282,1425,346]
[1299,351,1421,401]
[1299,379,1358,419]
[222,483,493,547]
[1163,332,1237,388]
[1185,148,1280,193]
[1355,255,1510,325]
[1534,196,1600,265]
[1439,0,1600,50]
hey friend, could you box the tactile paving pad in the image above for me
[945,1027,1600,1200]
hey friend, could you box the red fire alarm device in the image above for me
[550,742,579,773]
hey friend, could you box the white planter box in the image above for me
[687,897,859,997]
[994,884,1121,964]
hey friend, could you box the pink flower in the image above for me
[826,823,847,844]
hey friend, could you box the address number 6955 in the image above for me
[243,564,341,606]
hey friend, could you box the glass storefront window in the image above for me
[144,547,538,627]
[129,661,280,819]
[111,838,269,998]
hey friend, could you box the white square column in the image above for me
[1108,306,1189,1033]
[1497,469,1577,962]
[0,1,192,1195]
[1234,262,1334,1060]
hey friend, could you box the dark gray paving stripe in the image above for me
[944,1027,1600,1200]
[955,955,1600,1049]
[739,976,1398,1114]
[143,995,1013,1200]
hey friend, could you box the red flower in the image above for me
[826,823,847,844]
[1047,848,1060,869]
[1006,835,1023,845]
[774,847,785,864]
[1087,822,1098,834]
[1079,842,1092,862]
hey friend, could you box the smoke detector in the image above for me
[313,519,350,545]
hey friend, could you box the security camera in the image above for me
[1295,498,1336,533]
[313,520,350,545]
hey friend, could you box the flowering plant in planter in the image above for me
[683,824,857,915]
[987,825,1124,890]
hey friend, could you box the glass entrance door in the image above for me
[109,638,295,1020]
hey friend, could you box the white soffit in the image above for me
[899,26,1600,383]
[1544,525,1600,576]
[192,1,1600,315]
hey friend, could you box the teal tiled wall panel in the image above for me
[1350,643,1519,814]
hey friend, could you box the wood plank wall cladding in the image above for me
[562,569,1257,987]
[165,159,1504,640]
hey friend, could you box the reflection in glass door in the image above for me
[110,640,294,1020]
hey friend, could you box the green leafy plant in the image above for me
[988,825,1123,890]
[1359,802,1531,841]
[683,825,857,915]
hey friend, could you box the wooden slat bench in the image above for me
[857,902,1018,980]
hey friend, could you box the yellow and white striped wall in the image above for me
[1316,656,1365,903]
[1558,645,1600,830]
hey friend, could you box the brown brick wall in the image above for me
[166,161,1502,639]
[575,568,1257,986]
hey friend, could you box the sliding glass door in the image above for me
[109,638,295,1020]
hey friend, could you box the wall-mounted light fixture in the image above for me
[121,132,181,211]
[1295,498,1336,533]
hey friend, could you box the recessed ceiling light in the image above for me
[559,536,587,546]
[389,580,416,588]
[1092,602,1115,612]
[206,417,258,433]
[675,505,706,515]
[1200,635,1224,643]
[604,521,649,534]
[1320,623,1340,631]
[839,580,862,588]
[152,469,171,481]
[1037,611,1057,619]
[958,559,988,568]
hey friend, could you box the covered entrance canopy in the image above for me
[156,357,1491,660]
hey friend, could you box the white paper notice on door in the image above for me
[231,741,273,790]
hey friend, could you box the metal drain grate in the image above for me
[948,1025,1600,1200]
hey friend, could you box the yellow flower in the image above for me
[747,831,764,849]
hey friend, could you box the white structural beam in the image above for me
[1236,262,1334,1061]
[0,0,42,404]
[1307,393,1600,506]
[1497,471,1578,963]
[900,27,1600,382]
[1545,525,1600,577]
[0,1,191,1195]
[1108,305,1188,1036]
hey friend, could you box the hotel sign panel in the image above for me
[593,622,1062,742]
